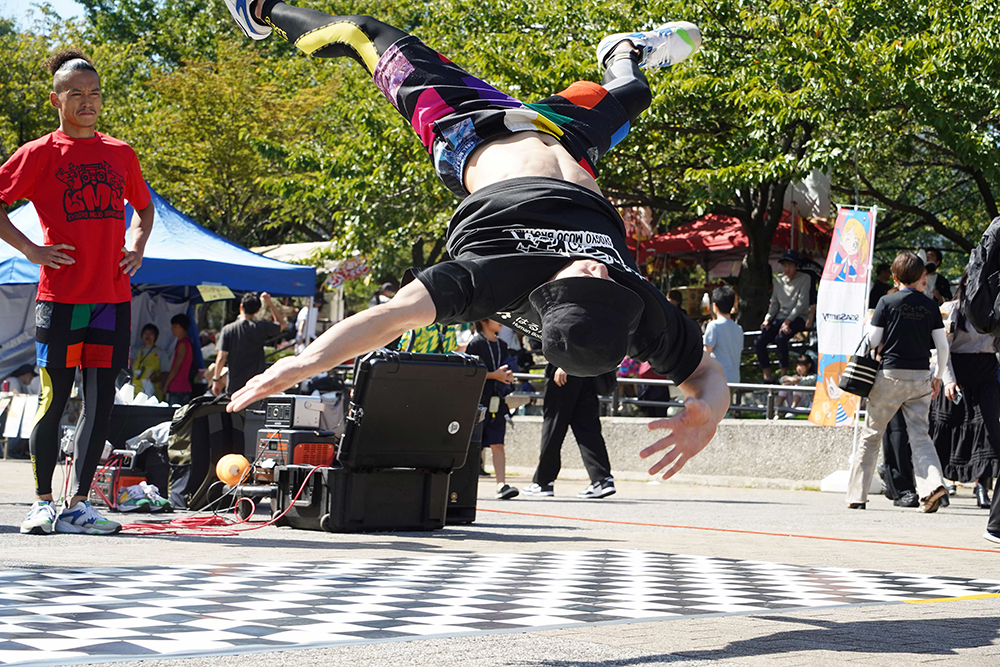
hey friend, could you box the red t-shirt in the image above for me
[0,130,150,304]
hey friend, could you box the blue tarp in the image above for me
[0,186,316,297]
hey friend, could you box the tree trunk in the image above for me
[737,227,773,330]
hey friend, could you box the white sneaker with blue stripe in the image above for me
[223,0,272,40]
[597,22,702,69]
[20,500,58,535]
[56,500,122,535]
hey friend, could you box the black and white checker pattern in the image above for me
[1,550,998,666]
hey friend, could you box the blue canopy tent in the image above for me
[0,186,316,378]
[0,187,316,295]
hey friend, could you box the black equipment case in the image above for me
[271,350,487,532]
[338,349,487,470]
[446,406,486,525]
[274,464,450,532]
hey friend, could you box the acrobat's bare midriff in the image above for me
[463,131,602,196]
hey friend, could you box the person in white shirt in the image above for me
[4,364,40,394]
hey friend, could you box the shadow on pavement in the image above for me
[535,615,1000,664]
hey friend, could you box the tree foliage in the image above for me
[2,0,997,317]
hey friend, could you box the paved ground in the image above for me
[0,458,998,666]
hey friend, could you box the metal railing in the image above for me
[510,372,816,420]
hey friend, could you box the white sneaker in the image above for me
[141,482,173,513]
[222,0,272,40]
[578,477,617,499]
[597,21,702,69]
[523,483,554,497]
[20,500,58,535]
[984,531,1000,546]
[116,484,151,513]
[56,500,122,535]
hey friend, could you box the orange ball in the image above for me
[216,454,250,486]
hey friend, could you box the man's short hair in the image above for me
[667,289,683,305]
[46,49,99,91]
[925,247,943,262]
[891,252,925,285]
[711,286,736,314]
[171,314,190,330]
[241,292,262,315]
[141,323,159,340]
[875,262,890,276]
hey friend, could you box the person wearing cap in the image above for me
[4,365,41,395]
[223,1,731,478]
[0,49,153,536]
[368,282,397,309]
[755,249,810,382]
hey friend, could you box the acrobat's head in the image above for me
[529,259,644,377]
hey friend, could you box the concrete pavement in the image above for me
[0,458,997,666]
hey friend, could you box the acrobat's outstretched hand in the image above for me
[640,398,717,479]
[228,355,312,412]
[639,353,728,479]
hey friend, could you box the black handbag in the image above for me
[838,336,880,397]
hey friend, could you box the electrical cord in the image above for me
[121,464,327,536]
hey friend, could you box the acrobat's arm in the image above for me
[228,279,437,411]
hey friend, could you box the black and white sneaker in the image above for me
[984,531,1000,546]
[523,483,554,497]
[578,477,616,499]
[496,485,519,500]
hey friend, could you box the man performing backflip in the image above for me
[0,51,154,534]
[223,1,729,477]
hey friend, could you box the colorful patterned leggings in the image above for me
[259,1,652,197]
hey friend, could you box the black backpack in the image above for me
[965,216,1000,336]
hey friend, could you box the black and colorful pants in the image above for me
[259,1,652,197]
[30,300,131,498]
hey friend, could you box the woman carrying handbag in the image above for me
[846,252,951,513]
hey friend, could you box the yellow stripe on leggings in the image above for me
[295,22,379,72]
[32,367,55,429]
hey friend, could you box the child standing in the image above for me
[466,319,518,499]
[703,286,744,384]
[131,323,163,399]
[163,314,193,405]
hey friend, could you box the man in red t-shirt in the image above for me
[0,50,154,536]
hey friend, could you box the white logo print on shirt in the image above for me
[505,228,641,278]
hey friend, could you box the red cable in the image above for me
[122,465,326,536]
[478,507,1000,554]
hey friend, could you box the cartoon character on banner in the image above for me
[823,212,871,284]
[809,355,860,426]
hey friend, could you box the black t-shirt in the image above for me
[868,279,890,309]
[405,177,702,384]
[219,318,282,394]
[465,333,509,405]
[872,289,943,370]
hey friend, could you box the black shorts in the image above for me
[481,409,507,446]
[35,300,131,370]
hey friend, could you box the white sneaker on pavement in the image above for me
[20,500,58,535]
[55,500,122,535]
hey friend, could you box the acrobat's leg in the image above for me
[257,1,407,73]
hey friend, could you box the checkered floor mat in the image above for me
[1,550,998,666]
